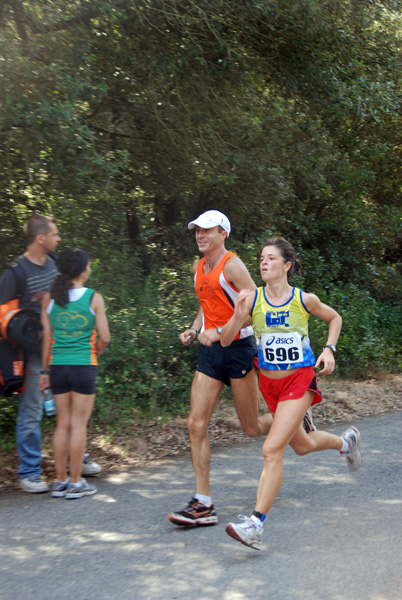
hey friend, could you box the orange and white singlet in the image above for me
[194,251,253,340]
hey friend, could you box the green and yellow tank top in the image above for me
[48,288,97,365]
[251,286,315,371]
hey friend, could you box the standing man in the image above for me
[0,216,101,493]
[168,210,274,526]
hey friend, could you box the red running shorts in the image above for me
[259,366,322,414]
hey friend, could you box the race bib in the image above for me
[260,332,303,365]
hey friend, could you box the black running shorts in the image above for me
[196,336,257,386]
[50,365,97,395]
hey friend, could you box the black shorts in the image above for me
[196,336,257,386]
[50,365,97,395]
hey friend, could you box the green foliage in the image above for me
[93,267,199,424]
[0,397,18,454]
[308,286,402,378]
[1,0,402,443]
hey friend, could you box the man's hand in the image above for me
[39,374,50,392]
[179,328,197,347]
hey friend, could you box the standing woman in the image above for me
[40,249,110,499]
[221,237,362,550]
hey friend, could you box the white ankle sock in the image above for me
[195,493,212,507]
[340,437,350,453]
[71,479,83,487]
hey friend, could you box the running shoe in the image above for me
[51,478,70,498]
[65,478,97,499]
[341,426,362,471]
[303,408,317,433]
[82,453,102,476]
[168,497,218,527]
[225,515,263,550]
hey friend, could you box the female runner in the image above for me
[221,237,361,550]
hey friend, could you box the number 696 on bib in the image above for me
[260,332,303,364]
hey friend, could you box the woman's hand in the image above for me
[234,289,253,315]
[315,348,335,375]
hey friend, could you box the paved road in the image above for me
[1,413,401,600]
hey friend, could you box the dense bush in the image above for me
[1,237,401,450]
[89,237,402,422]
[1,1,402,446]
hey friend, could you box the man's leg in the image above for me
[187,371,223,496]
[168,371,222,526]
[231,369,273,437]
[17,354,48,492]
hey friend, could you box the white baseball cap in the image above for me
[188,210,231,237]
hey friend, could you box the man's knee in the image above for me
[187,413,209,438]
[240,413,272,437]
[17,404,43,427]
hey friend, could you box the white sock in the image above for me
[340,437,350,453]
[195,493,212,507]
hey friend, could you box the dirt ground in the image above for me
[1,374,402,493]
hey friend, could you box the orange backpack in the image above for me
[0,262,42,396]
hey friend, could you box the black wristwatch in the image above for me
[216,326,222,335]
[323,345,336,353]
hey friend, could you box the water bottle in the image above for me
[43,388,56,417]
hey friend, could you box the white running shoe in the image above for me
[225,516,263,550]
[341,426,362,471]
[81,454,102,476]
[19,476,49,494]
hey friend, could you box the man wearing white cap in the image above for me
[168,209,275,527]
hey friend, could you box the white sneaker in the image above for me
[81,453,102,476]
[20,476,49,494]
[225,516,263,550]
[341,426,362,471]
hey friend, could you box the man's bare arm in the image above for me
[223,256,257,291]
